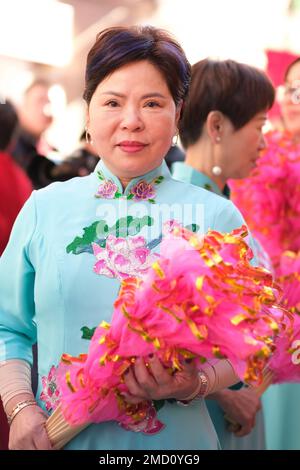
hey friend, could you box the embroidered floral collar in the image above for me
[94,160,171,203]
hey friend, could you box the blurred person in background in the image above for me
[280,57,300,137]
[230,57,300,450]
[172,58,275,450]
[51,128,99,179]
[0,100,32,450]
[0,100,32,255]
[12,79,57,189]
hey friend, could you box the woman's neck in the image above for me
[119,177,132,189]
[185,141,227,192]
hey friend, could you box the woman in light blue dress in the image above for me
[0,27,247,450]
[172,58,275,450]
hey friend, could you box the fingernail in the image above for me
[148,353,154,359]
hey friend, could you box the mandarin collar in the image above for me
[93,159,172,200]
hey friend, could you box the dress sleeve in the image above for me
[0,193,38,365]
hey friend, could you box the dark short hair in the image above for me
[284,57,300,82]
[0,100,18,150]
[83,25,191,106]
[179,59,275,149]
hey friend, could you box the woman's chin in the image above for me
[117,161,161,178]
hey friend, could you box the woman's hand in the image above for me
[9,405,53,450]
[211,388,261,437]
[123,354,199,404]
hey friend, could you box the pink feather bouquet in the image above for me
[229,131,300,396]
[230,130,300,270]
[46,223,289,449]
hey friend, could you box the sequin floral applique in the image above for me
[121,403,165,435]
[39,365,61,412]
[95,170,164,203]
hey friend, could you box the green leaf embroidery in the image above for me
[66,221,99,254]
[96,220,110,238]
[185,223,200,233]
[67,216,154,254]
[114,192,122,199]
[127,216,153,237]
[81,326,96,340]
[126,194,134,200]
[154,176,164,184]
[97,170,105,181]
[148,199,156,204]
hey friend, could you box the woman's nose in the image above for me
[120,107,144,131]
[258,134,267,151]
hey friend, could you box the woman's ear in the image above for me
[85,107,90,130]
[175,100,183,128]
[206,111,224,144]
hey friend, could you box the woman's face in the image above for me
[218,111,267,180]
[280,61,300,136]
[87,60,180,179]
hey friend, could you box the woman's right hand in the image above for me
[9,404,53,450]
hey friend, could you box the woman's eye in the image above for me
[105,100,119,107]
[145,101,161,108]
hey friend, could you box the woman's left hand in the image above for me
[123,354,199,404]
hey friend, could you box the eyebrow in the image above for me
[99,91,167,99]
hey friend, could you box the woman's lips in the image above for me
[117,141,147,153]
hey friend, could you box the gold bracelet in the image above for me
[178,371,209,405]
[7,399,37,426]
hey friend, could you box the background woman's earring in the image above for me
[172,133,179,147]
[216,136,221,143]
[212,166,222,176]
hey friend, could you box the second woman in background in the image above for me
[172,58,275,450]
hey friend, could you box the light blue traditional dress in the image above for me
[172,161,266,450]
[262,384,300,450]
[0,160,248,450]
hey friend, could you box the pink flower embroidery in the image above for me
[92,235,157,280]
[39,365,61,412]
[130,180,156,201]
[96,180,118,199]
[121,403,165,435]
